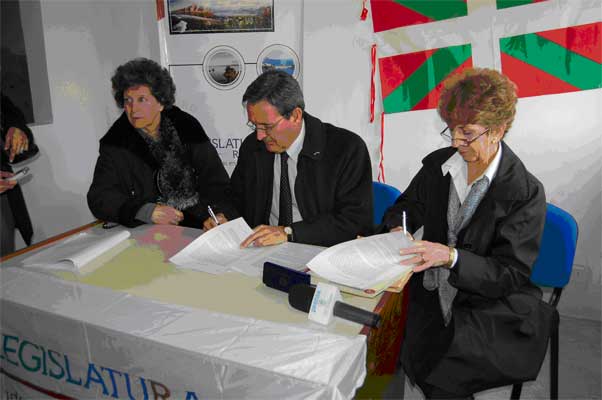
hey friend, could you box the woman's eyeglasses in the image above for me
[440,126,490,146]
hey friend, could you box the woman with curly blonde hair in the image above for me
[380,68,556,398]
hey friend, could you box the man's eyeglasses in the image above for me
[439,126,490,146]
[247,116,284,134]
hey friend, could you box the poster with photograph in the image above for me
[168,0,274,34]
[157,0,302,173]
[257,44,300,79]
[203,46,246,89]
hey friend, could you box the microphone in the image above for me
[289,284,381,328]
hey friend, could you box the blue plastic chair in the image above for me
[372,181,401,226]
[511,203,578,400]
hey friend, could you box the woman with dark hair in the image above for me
[88,58,235,228]
[380,68,556,398]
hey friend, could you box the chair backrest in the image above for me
[530,203,578,289]
[372,182,401,226]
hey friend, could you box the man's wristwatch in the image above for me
[284,226,294,242]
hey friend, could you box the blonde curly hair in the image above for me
[437,68,518,134]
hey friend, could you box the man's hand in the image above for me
[0,171,17,194]
[399,240,451,272]
[4,127,29,162]
[240,225,287,248]
[151,205,183,225]
[202,213,227,230]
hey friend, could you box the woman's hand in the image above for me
[390,226,414,240]
[4,127,29,162]
[151,205,183,225]
[202,213,227,230]
[400,240,452,272]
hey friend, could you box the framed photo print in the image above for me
[168,0,274,34]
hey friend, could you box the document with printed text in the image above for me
[169,218,325,276]
[307,231,414,291]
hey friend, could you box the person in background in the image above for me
[209,70,372,247]
[380,68,556,399]
[1,94,38,256]
[87,58,236,229]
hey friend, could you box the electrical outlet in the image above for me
[572,264,589,283]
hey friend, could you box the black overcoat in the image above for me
[381,142,557,395]
[87,106,235,228]
[230,112,373,247]
[1,95,37,246]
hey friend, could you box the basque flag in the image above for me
[379,43,472,114]
[370,0,468,32]
[496,0,549,10]
[500,22,602,98]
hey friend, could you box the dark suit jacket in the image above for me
[381,142,556,395]
[87,106,235,228]
[230,112,373,247]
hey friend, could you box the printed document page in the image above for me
[21,229,131,271]
[307,231,414,290]
[169,218,325,276]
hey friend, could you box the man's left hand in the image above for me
[399,240,451,272]
[240,225,287,248]
[4,127,29,162]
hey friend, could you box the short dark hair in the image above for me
[242,70,304,118]
[111,58,176,109]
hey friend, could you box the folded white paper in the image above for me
[21,229,131,272]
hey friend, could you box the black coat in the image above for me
[87,106,235,228]
[381,142,556,395]
[1,95,36,245]
[230,112,373,247]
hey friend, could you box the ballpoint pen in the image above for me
[207,205,220,225]
[402,211,407,235]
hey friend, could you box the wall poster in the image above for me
[157,0,302,173]
[167,0,274,34]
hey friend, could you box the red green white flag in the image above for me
[500,22,602,98]
[370,0,468,33]
[379,43,472,114]
[496,0,549,10]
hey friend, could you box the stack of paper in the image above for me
[307,231,414,296]
[21,229,131,272]
[169,218,324,276]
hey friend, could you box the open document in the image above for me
[307,231,414,293]
[21,229,131,272]
[169,217,324,276]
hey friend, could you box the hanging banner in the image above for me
[370,0,468,33]
[500,22,602,98]
[378,43,472,114]
[496,0,549,10]
[155,0,302,173]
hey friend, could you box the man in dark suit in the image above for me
[213,70,372,247]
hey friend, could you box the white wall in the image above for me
[15,0,601,320]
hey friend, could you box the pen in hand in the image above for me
[402,211,407,235]
[207,205,220,226]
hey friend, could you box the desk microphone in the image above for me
[288,284,381,328]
